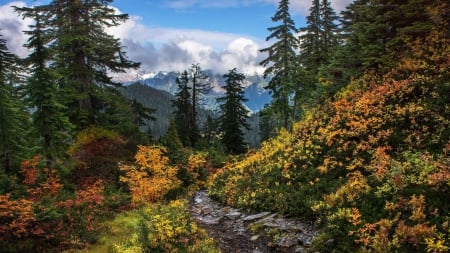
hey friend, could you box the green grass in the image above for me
[72,200,220,253]
[74,209,141,253]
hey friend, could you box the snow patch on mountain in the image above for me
[120,70,271,113]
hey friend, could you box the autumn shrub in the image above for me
[208,7,450,251]
[110,200,220,253]
[0,156,113,252]
[0,194,35,251]
[119,145,180,206]
[209,70,450,251]
[69,126,128,184]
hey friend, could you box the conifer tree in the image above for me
[189,63,211,147]
[319,0,340,61]
[203,114,218,146]
[217,68,250,154]
[131,99,156,128]
[48,0,140,129]
[172,70,194,146]
[0,34,30,173]
[300,0,321,72]
[259,105,279,142]
[298,0,340,103]
[16,6,73,168]
[300,0,339,73]
[161,119,185,165]
[260,0,299,130]
[338,0,434,78]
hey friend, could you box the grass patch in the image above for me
[73,199,220,253]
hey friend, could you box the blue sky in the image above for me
[111,0,277,39]
[0,0,353,76]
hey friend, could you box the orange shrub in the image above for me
[120,145,180,206]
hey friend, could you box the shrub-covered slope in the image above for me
[208,9,449,253]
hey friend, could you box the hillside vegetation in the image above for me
[208,6,450,252]
[1,0,449,252]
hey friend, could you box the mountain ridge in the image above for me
[122,70,272,113]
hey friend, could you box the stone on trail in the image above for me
[242,211,272,221]
[190,190,318,252]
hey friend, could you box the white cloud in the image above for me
[219,38,265,74]
[330,0,354,13]
[163,0,274,9]
[0,0,354,78]
[106,12,267,74]
[291,0,354,15]
[0,1,32,57]
[162,0,353,15]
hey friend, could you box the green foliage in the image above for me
[336,0,439,81]
[121,83,173,139]
[0,34,32,174]
[108,200,220,253]
[69,127,128,185]
[161,119,186,165]
[171,65,212,148]
[217,68,251,154]
[1,0,448,252]
[260,0,299,129]
[172,70,195,147]
[208,3,450,251]
[36,0,139,130]
[16,6,73,168]
[300,0,340,73]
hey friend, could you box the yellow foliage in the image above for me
[187,153,207,173]
[120,146,180,206]
[425,233,450,253]
[68,126,124,155]
[324,171,371,206]
[408,194,427,222]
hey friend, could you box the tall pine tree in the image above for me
[299,0,340,102]
[319,0,340,62]
[16,6,73,168]
[48,0,140,129]
[300,0,339,72]
[300,0,321,72]
[334,0,438,83]
[172,70,194,146]
[260,0,299,130]
[189,63,210,147]
[0,34,31,173]
[217,68,250,154]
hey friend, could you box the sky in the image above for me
[0,0,353,77]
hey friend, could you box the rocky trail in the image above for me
[189,191,318,253]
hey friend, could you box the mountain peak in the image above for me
[121,70,271,113]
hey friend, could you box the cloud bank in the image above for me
[106,14,267,75]
[1,0,353,77]
[0,1,32,57]
[163,0,353,16]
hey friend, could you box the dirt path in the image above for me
[189,191,317,253]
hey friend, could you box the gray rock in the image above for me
[324,239,335,247]
[190,190,319,253]
[251,235,260,241]
[243,211,272,221]
[224,208,242,220]
[261,220,279,228]
[295,247,308,253]
[277,233,300,248]
[196,216,222,225]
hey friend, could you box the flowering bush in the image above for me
[111,200,219,253]
[208,9,450,251]
[120,145,180,206]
